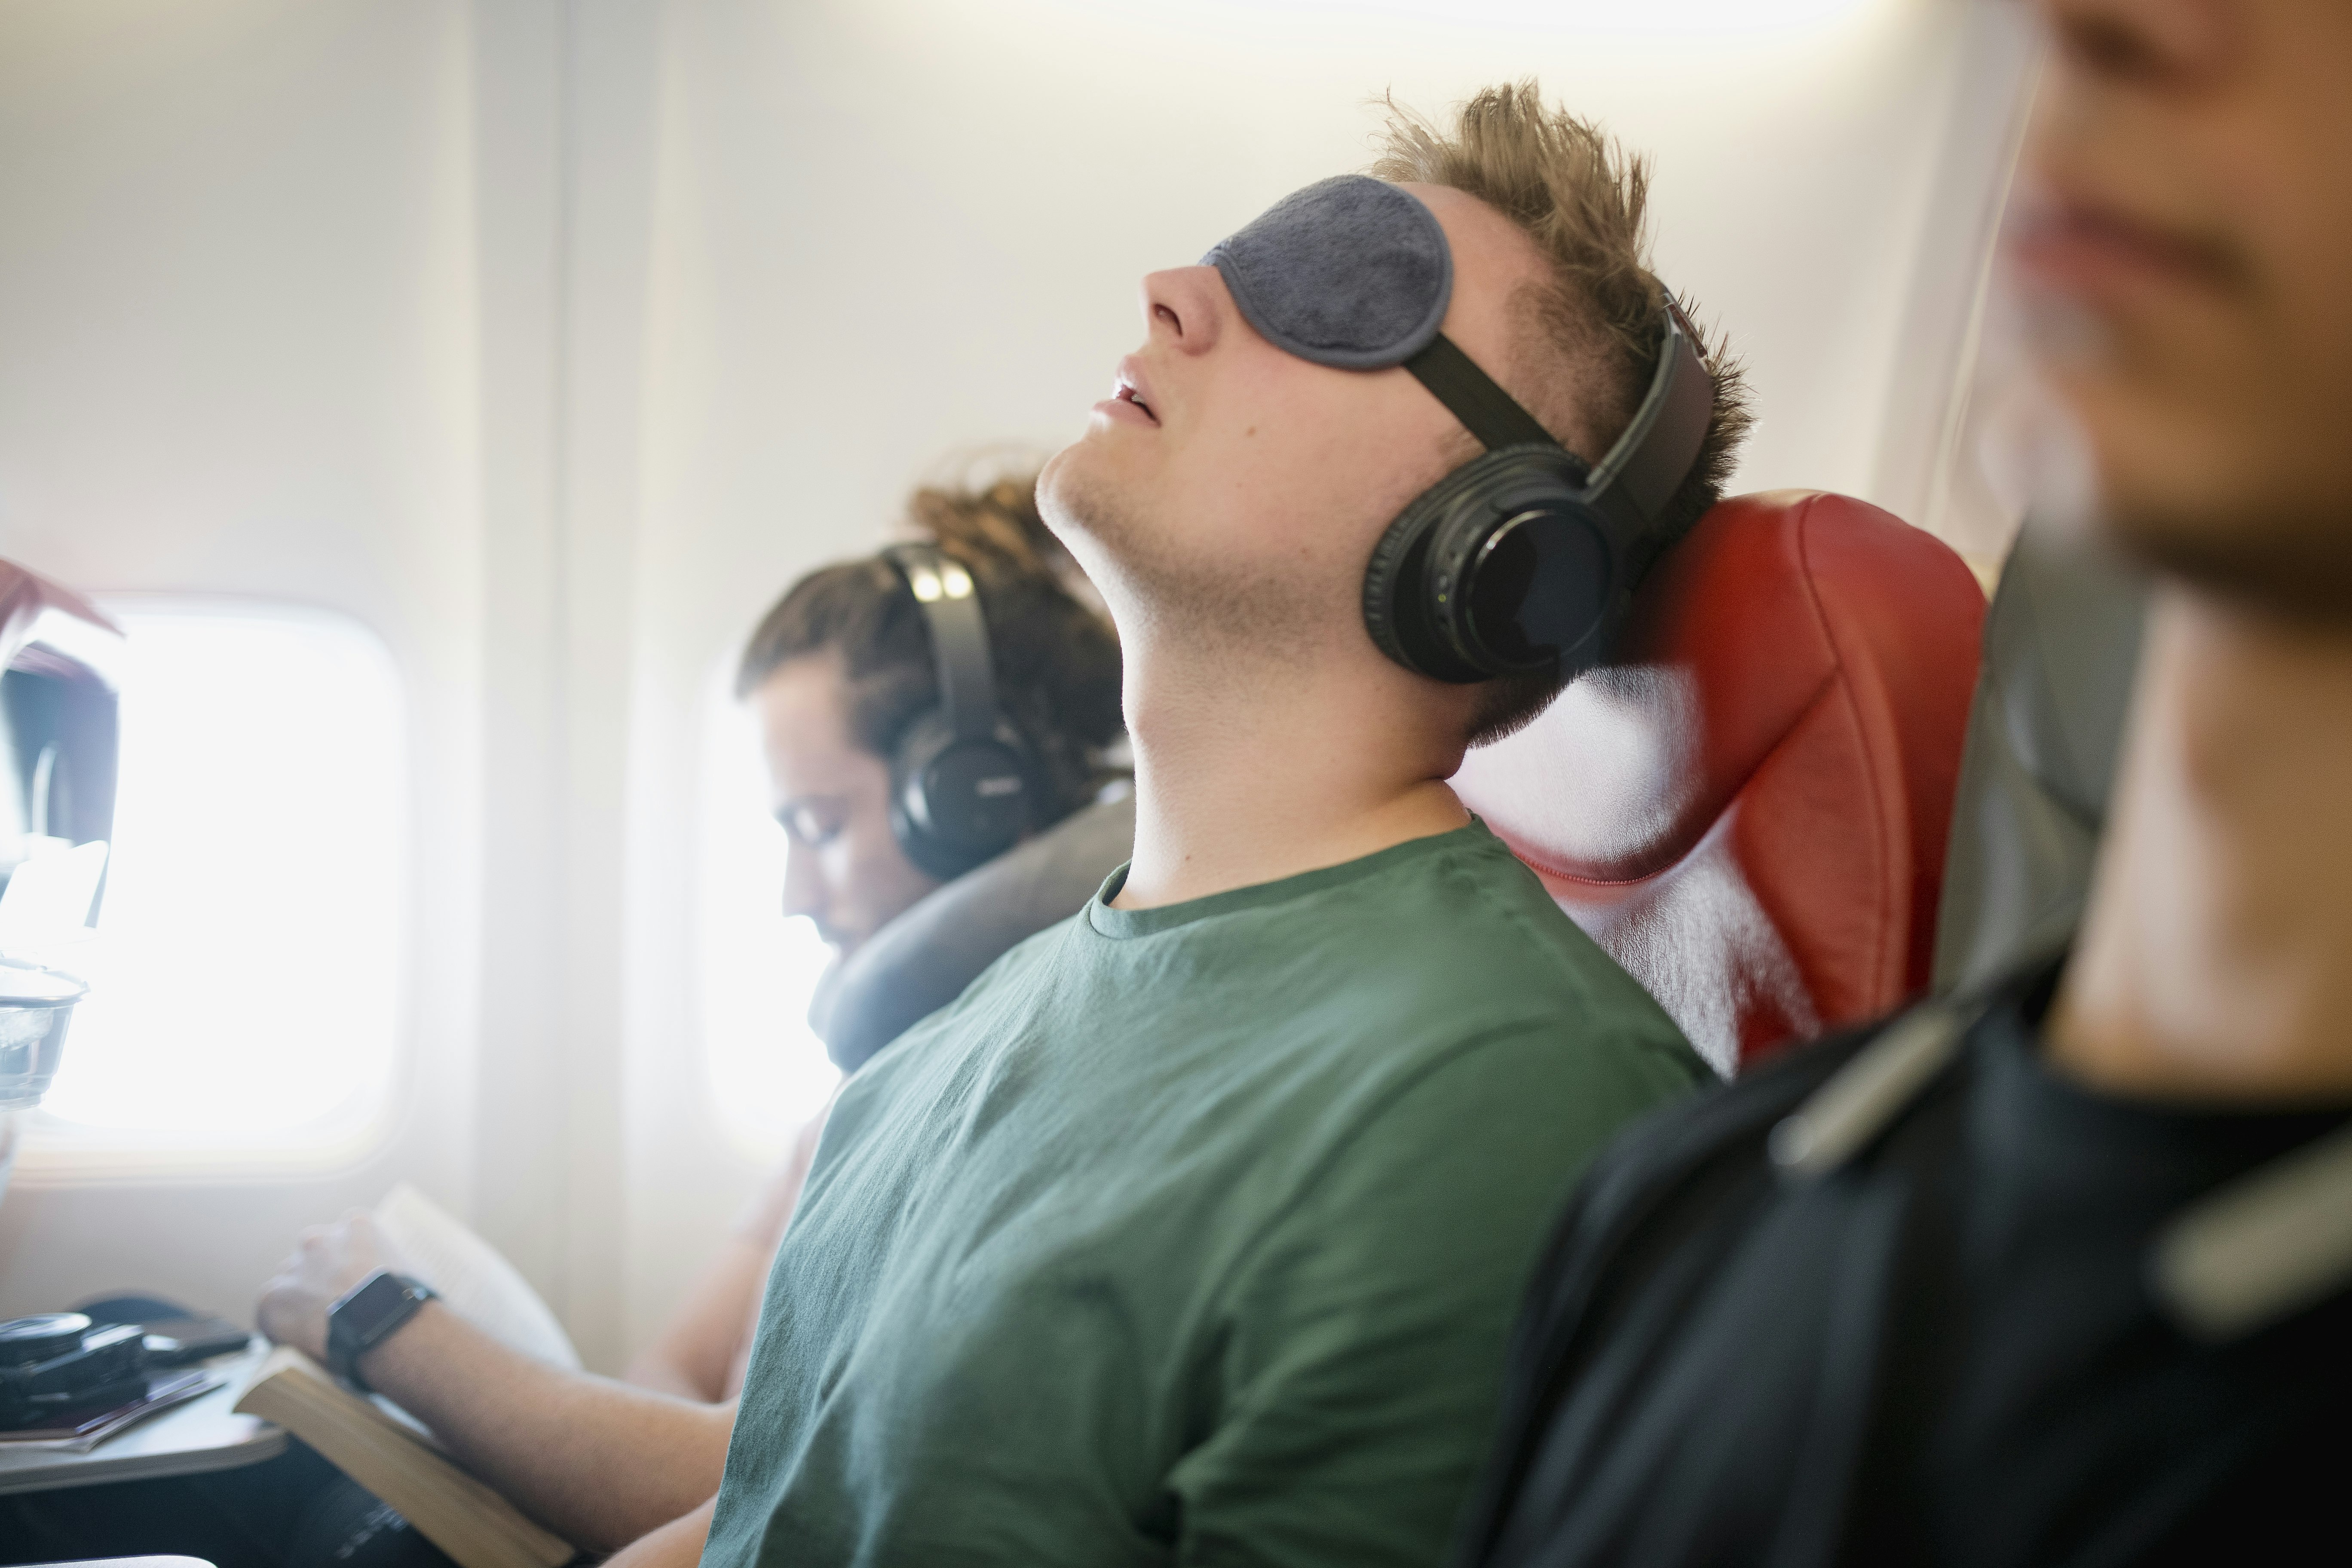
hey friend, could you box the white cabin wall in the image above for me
[0,0,655,1372]
[1866,3,2044,565]
[465,0,665,1379]
[0,0,486,1317]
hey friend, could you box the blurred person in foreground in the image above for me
[1451,4,2352,1564]
[0,474,1128,1568]
[607,83,1746,1568]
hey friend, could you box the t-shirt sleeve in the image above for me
[1165,1020,1699,1568]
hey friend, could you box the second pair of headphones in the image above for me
[880,544,1041,881]
[1362,307,1717,684]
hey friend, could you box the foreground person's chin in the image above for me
[2101,508,2352,624]
[1038,449,1121,545]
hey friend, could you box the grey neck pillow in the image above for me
[809,791,1137,1074]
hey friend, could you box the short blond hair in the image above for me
[1372,82,1754,744]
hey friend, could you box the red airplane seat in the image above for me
[1451,490,1984,1076]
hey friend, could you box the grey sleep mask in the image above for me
[1203,175,1455,371]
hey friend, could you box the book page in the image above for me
[374,1183,581,1370]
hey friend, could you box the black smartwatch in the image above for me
[326,1271,438,1390]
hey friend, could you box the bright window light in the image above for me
[37,602,404,1137]
[697,683,840,1161]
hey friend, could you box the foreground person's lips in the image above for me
[1095,355,1161,428]
[2009,190,2242,307]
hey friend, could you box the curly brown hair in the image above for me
[736,472,1126,826]
[1371,81,1756,745]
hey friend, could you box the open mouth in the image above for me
[1106,356,1161,428]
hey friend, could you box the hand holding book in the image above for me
[240,1184,588,1568]
[256,1185,580,1373]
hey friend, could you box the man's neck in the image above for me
[1111,642,1471,910]
[2049,588,2352,1103]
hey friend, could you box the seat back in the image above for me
[1452,491,1984,1075]
[1932,519,2147,995]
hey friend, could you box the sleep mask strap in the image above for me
[1401,335,1560,454]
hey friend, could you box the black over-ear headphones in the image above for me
[881,543,1041,880]
[1362,308,1716,683]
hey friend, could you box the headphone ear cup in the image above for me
[1363,480,1484,683]
[1366,449,1589,684]
[1430,490,1618,677]
[887,709,952,877]
[1361,505,1428,673]
[889,710,1040,882]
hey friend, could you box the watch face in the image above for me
[339,1271,420,1342]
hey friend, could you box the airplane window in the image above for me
[697,687,840,1161]
[35,602,404,1142]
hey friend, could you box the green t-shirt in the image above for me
[702,821,1705,1568]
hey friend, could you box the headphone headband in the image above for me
[885,544,998,744]
[1589,305,1712,529]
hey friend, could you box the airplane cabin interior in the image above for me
[1,1,2343,1565]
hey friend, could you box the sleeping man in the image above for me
[610,82,1751,1568]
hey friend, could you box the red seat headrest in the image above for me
[1453,490,1984,1074]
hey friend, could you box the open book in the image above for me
[233,1183,582,1568]
[371,1183,581,1371]
[235,1348,573,1568]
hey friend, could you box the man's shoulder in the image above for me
[841,913,1081,1084]
[1128,824,1712,1103]
[1387,1006,1875,1210]
[1417,832,1661,987]
[1357,830,1709,1076]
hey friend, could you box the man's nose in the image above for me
[781,841,827,925]
[1139,266,1223,356]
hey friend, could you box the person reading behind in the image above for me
[613,84,1752,1568]
[1451,4,2352,1563]
[229,472,1127,1563]
[644,469,1132,1405]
